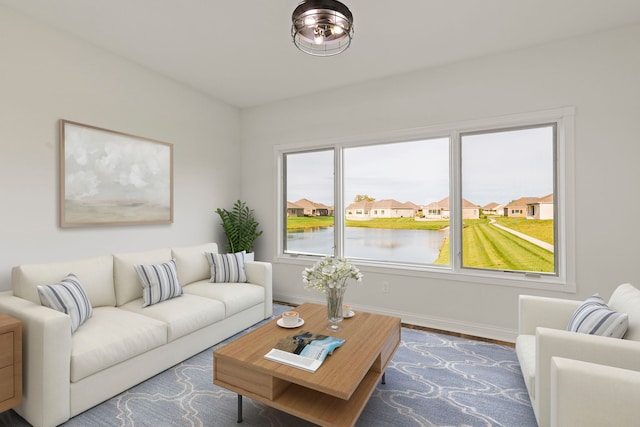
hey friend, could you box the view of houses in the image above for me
[287,194,554,221]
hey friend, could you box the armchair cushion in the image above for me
[515,334,536,396]
[567,294,628,338]
[608,283,640,340]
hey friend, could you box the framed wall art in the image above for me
[59,120,174,227]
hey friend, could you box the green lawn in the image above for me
[346,217,448,230]
[434,236,450,265]
[287,216,334,229]
[287,216,448,230]
[491,216,554,244]
[461,219,554,272]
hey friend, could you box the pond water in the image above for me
[286,226,448,265]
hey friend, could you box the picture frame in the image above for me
[59,120,173,227]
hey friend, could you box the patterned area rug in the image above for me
[5,305,536,427]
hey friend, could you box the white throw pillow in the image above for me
[134,259,183,307]
[567,294,628,339]
[206,251,247,283]
[37,273,93,333]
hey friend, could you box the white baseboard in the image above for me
[273,292,518,343]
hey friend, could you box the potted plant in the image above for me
[216,200,263,255]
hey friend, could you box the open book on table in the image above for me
[264,330,345,373]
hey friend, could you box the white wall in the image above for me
[0,6,241,289]
[241,24,640,341]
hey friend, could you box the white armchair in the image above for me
[516,283,640,427]
[550,357,640,427]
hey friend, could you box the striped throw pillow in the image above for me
[37,273,93,333]
[206,251,247,283]
[567,294,629,339]
[134,259,183,307]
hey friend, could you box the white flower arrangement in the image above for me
[302,256,363,293]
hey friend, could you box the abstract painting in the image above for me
[60,120,173,227]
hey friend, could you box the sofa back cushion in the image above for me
[171,243,218,285]
[608,283,640,341]
[12,255,116,307]
[113,248,172,306]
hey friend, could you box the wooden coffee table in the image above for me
[214,303,401,427]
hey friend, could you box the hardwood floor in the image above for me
[274,301,515,348]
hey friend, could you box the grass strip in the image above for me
[463,221,554,272]
[491,216,554,244]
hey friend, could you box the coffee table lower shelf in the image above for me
[215,368,385,426]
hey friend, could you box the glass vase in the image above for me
[326,286,346,332]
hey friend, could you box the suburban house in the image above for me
[345,199,416,219]
[482,202,504,216]
[286,201,305,218]
[503,195,554,219]
[2,2,640,426]
[527,193,554,220]
[422,197,480,220]
[289,198,333,217]
[503,197,539,217]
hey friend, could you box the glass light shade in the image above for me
[291,0,354,57]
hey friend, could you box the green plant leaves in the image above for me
[216,200,263,253]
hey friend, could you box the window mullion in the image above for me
[450,131,462,271]
[334,146,344,258]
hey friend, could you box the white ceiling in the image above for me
[3,0,640,108]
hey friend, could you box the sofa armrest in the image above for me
[0,295,72,427]
[244,261,272,318]
[551,357,640,427]
[536,327,640,427]
[519,295,581,335]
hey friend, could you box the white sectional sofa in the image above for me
[0,243,272,427]
[516,283,640,427]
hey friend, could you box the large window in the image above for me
[279,108,574,286]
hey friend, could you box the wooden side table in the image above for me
[0,314,22,413]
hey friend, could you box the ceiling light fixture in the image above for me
[291,0,354,57]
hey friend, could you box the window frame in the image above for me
[275,107,575,292]
[457,122,558,276]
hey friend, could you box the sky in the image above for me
[286,126,554,208]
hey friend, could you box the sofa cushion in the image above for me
[171,243,219,285]
[206,251,247,283]
[609,283,640,341]
[183,280,264,317]
[567,294,628,339]
[12,255,115,307]
[113,248,172,306]
[70,307,166,382]
[120,294,225,342]
[134,259,183,307]
[515,334,536,398]
[37,273,93,333]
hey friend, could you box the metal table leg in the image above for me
[237,394,243,423]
